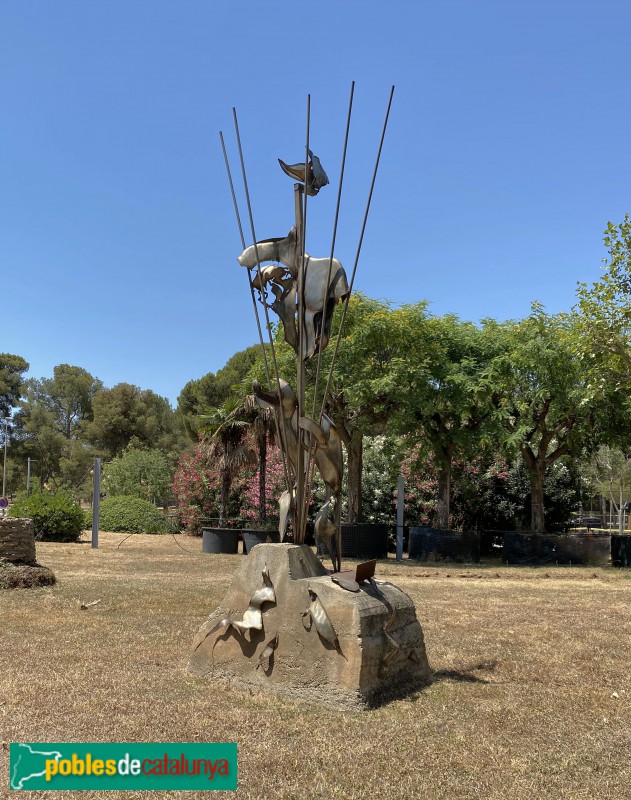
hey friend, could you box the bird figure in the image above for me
[278,149,329,195]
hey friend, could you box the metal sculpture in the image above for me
[239,226,349,359]
[278,149,329,195]
[220,84,395,574]
[302,587,339,649]
[252,378,343,569]
[203,566,276,640]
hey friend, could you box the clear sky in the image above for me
[2,1,630,405]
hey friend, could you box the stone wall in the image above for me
[0,518,36,563]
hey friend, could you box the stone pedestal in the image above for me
[0,518,36,563]
[188,544,431,709]
[0,517,56,589]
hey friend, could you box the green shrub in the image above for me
[99,496,168,534]
[9,491,85,543]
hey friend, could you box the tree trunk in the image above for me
[258,432,267,523]
[346,430,363,524]
[434,447,453,530]
[219,442,231,526]
[529,466,546,532]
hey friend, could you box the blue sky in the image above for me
[2,1,630,405]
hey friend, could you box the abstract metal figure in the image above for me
[224,89,394,573]
[278,149,329,195]
[302,587,339,648]
[253,379,343,571]
[205,566,276,640]
[239,226,349,360]
[256,633,279,670]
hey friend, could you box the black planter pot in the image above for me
[611,534,631,567]
[201,527,240,555]
[502,531,611,566]
[409,527,480,563]
[317,523,389,561]
[242,529,281,555]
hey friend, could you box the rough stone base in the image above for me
[0,518,36,563]
[188,544,431,709]
[0,558,56,589]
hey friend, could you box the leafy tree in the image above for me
[86,383,183,457]
[102,446,174,502]
[13,365,102,491]
[177,345,261,440]
[13,395,66,488]
[37,364,102,439]
[483,307,607,531]
[0,353,29,416]
[585,445,631,528]
[381,307,501,529]
[576,215,631,380]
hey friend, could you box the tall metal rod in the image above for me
[232,110,294,496]
[312,80,355,419]
[303,81,355,559]
[219,130,292,498]
[320,84,394,566]
[295,95,311,544]
[320,85,395,419]
[219,131,271,387]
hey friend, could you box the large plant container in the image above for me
[201,527,240,555]
[242,529,281,554]
[316,523,389,561]
[341,523,389,559]
[502,531,610,565]
[611,534,631,567]
[409,527,480,563]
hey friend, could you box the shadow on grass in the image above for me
[366,660,499,709]
[432,660,499,685]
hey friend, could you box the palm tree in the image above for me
[244,395,278,523]
[197,397,255,526]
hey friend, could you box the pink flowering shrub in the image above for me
[172,446,222,534]
[172,433,288,534]
[238,443,287,523]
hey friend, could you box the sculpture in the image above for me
[278,149,330,195]
[238,225,349,360]
[189,88,433,708]
[235,143,352,569]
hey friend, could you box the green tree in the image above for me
[13,365,102,491]
[585,445,631,528]
[86,383,184,457]
[38,364,102,439]
[576,215,631,380]
[382,307,500,529]
[0,353,29,416]
[197,397,256,525]
[102,446,174,502]
[484,307,606,532]
[177,345,261,441]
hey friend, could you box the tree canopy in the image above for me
[0,353,29,417]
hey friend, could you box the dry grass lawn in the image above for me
[1,532,630,799]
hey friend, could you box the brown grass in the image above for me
[1,532,630,800]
